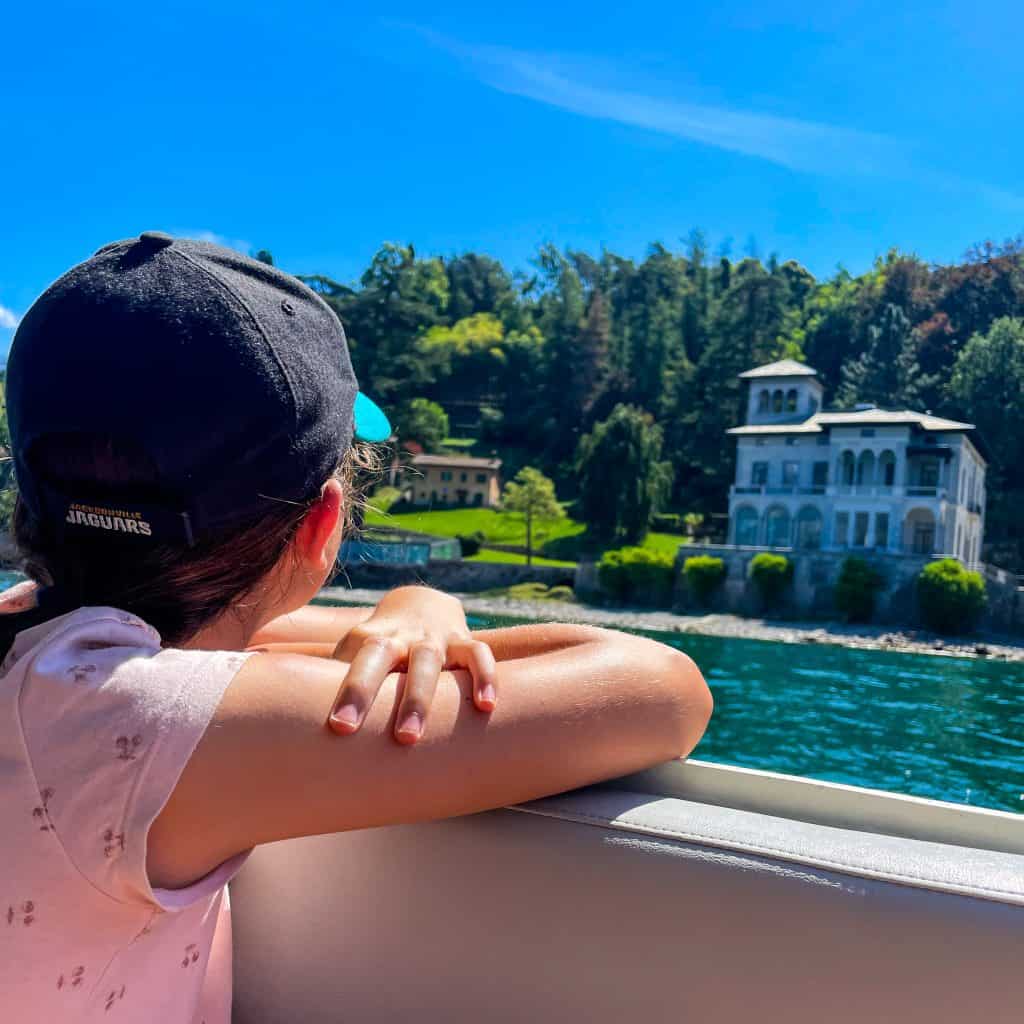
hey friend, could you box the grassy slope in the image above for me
[364,507,585,547]
[465,548,577,568]
[364,507,687,563]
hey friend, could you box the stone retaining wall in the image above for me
[672,545,1024,632]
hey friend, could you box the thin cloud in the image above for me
[413,29,905,178]
[406,27,1024,209]
[0,305,20,330]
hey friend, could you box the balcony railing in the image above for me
[731,484,956,502]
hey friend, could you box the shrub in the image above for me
[917,559,987,634]
[682,555,726,606]
[748,552,792,607]
[456,531,485,557]
[598,547,675,606]
[834,556,884,623]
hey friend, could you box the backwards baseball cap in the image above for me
[6,231,390,546]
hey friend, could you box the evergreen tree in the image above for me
[837,304,925,409]
[948,317,1024,565]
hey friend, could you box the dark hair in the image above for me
[9,433,381,646]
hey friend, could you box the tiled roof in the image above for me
[738,359,819,379]
[728,408,975,435]
[410,454,502,469]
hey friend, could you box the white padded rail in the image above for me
[231,762,1024,1024]
[614,758,1024,856]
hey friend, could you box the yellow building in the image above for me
[405,455,502,508]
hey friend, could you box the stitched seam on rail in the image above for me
[510,805,1024,900]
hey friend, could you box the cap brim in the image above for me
[353,391,392,442]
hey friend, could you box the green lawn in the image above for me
[364,506,688,563]
[363,507,586,548]
[466,548,577,568]
[639,531,692,557]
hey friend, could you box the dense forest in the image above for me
[278,236,1024,567]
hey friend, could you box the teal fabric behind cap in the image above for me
[353,392,391,442]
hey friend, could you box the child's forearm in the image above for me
[248,622,611,662]
[471,622,609,660]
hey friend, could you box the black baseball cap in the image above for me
[6,231,390,546]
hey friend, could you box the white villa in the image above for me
[726,360,987,565]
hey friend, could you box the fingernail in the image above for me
[331,703,361,729]
[480,683,496,707]
[397,711,423,740]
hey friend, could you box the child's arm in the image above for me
[148,624,712,890]
[250,587,499,743]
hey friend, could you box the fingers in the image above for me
[328,636,403,735]
[446,639,498,712]
[332,623,375,666]
[393,642,444,745]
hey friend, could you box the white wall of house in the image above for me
[728,424,987,564]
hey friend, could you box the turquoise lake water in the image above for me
[466,612,1024,814]
[1,571,1019,813]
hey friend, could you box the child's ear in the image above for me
[294,478,345,573]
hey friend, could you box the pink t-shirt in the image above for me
[0,600,253,1022]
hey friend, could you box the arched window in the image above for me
[772,389,783,413]
[785,388,798,412]
[735,506,759,546]
[840,450,855,486]
[795,506,823,550]
[856,450,875,486]
[757,389,770,412]
[878,450,896,488]
[765,506,791,548]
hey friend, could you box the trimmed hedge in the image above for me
[748,552,792,606]
[917,558,986,634]
[682,555,726,606]
[834,556,884,623]
[598,547,675,606]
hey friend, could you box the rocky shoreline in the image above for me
[318,586,1024,663]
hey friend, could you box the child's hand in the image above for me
[327,586,496,744]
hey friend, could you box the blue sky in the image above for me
[2,1,1023,356]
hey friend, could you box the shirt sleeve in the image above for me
[17,607,254,909]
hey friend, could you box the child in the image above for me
[0,233,711,1022]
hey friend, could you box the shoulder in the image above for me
[12,607,254,905]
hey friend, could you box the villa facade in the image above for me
[403,454,503,508]
[726,360,987,565]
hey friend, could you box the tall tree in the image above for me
[393,398,449,453]
[576,405,673,545]
[313,243,448,407]
[948,317,1024,565]
[444,253,518,324]
[836,303,930,409]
